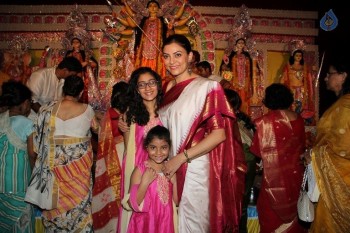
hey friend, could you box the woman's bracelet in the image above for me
[183,149,191,163]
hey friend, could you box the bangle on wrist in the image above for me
[183,149,191,163]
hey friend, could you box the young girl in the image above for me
[119,67,163,233]
[127,125,178,233]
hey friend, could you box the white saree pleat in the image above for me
[178,154,210,233]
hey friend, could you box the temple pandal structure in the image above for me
[0,1,319,125]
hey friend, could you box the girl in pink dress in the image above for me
[127,125,178,233]
[119,67,164,233]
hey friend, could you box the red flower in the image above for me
[204,30,211,39]
[33,16,42,24]
[57,16,65,23]
[207,41,214,50]
[92,15,100,23]
[10,16,19,23]
[199,20,207,28]
[99,70,106,78]
[21,16,30,23]
[100,47,108,55]
[44,16,53,24]
[207,52,214,61]
[215,18,223,24]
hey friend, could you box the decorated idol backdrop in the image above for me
[0,2,319,122]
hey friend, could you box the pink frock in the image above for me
[127,162,175,233]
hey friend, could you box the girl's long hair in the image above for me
[126,67,163,126]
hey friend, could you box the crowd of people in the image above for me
[1,17,350,233]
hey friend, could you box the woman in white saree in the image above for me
[160,34,247,233]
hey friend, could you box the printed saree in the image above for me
[25,101,94,232]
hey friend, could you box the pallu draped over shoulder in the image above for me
[310,94,350,233]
